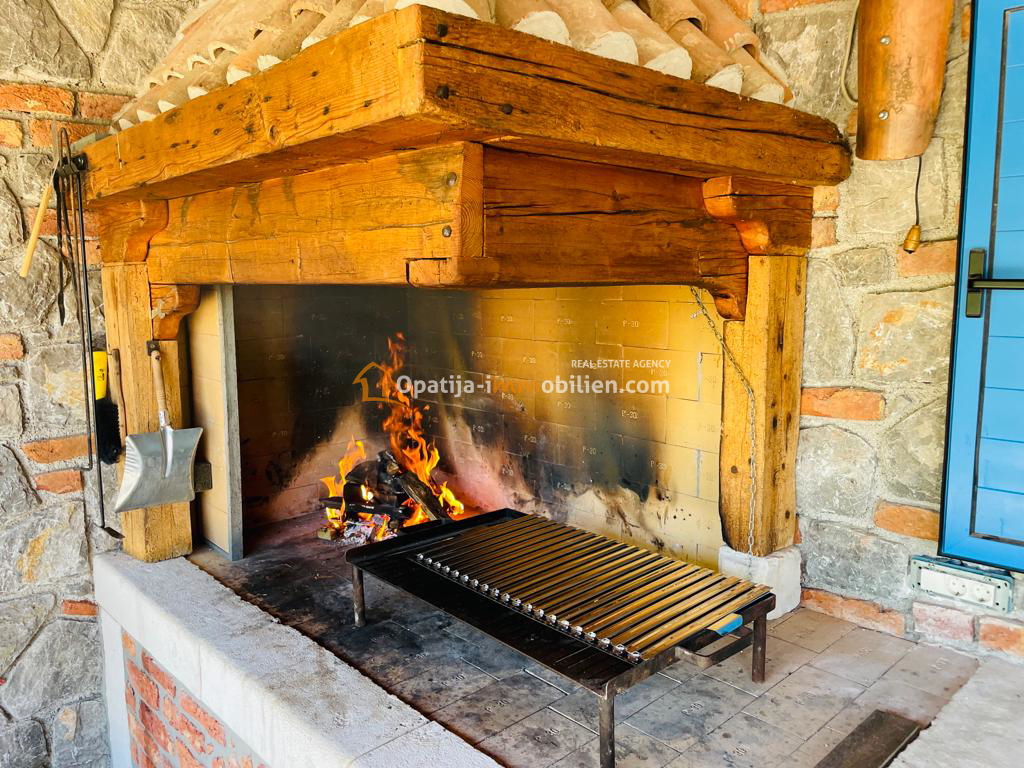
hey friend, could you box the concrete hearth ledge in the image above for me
[94,552,499,768]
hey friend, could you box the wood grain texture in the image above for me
[101,261,193,561]
[718,254,805,556]
[702,176,813,257]
[146,144,471,285]
[410,148,748,318]
[83,6,849,205]
[151,284,200,340]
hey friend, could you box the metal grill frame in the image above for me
[346,510,775,768]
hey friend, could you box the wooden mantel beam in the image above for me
[82,6,849,206]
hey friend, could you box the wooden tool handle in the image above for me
[108,349,128,441]
[19,184,53,279]
[149,345,170,425]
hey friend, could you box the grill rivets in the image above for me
[499,103,513,115]
[445,172,458,186]
[436,85,450,99]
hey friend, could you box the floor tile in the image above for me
[433,670,566,743]
[524,662,586,694]
[444,626,533,679]
[768,609,855,654]
[660,655,703,683]
[391,658,497,713]
[553,724,681,768]
[479,708,594,768]
[703,638,815,696]
[784,723,851,768]
[552,674,680,730]
[668,712,801,768]
[809,627,913,686]
[882,644,979,699]
[626,676,755,752]
[743,665,864,739]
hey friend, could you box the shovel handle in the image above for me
[149,345,170,427]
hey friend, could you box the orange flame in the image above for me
[320,439,366,529]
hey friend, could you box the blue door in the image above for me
[943,1,1024,570]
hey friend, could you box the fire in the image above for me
[320,334,467,539]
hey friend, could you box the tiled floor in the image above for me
[193,519,980,768]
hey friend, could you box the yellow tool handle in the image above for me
[19,183,53,279]
[93,350,108,400]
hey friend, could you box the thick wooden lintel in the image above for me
[83,7,849,206]
[705,177,810,556]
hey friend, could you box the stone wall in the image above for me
[748,0,1024,660]
[0,2,197,767]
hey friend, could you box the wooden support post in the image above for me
[99,205,193,563]
[704,178,811,557]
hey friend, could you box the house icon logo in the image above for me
[353,362,402,405]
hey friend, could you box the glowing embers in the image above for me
[319,334,468,544]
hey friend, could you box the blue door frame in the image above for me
[941,0,1024,571]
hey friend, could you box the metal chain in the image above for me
[689,288,757,560]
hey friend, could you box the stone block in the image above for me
[719,544,801,619]
[830,247,892,286]
[0,179,23,249]
[0,0,90,82]
[98,5,190,89]
[0,445,39,523]
[0,118,22,148]
[51,699,109,767]
[762,0,833,11]
[801,588,906,636]
[48,0,114,53]
[0,502,88,592]
[801,387,885,421]
[978,617,1024,657]
[800,519,911,602]
[0,239,60,330]
[27,345,87,431]
[912,602,975,644]
[857,287,954,384]
[0,718,47,768]
[756,5,855,125]
[0,383,23,438]
[797,426,877,521]
[879,398,947,504]
[874,502,940,541]
[0,619,101,719]
[802,261,855,382]
[0,592,55,674]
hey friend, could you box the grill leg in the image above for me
[352,566,366,628]
[751,613,767,684]
[598,693,615,768]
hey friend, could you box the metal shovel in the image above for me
[114,342,203,512]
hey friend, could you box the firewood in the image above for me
[301,0,364,48]
[639,0,740,91]
[349,0,493,30]
[545,0,638,64]
[604,0,691,78]
[494,0,571,45]
[729,46,783,103]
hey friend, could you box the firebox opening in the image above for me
[193,283,728,567]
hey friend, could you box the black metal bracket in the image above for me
[966,247,1024,317]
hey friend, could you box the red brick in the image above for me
[0,118,22,148]
[898,240,957,277]
[175,740,204,768]
[0,334,24,360]
[125,683,137,716]
[874,502,940,541]
[78,92,129,120]
[180,693,226,746]
[122,630,137,657]
[213,760,226,768]
[61,598,97,616]
[34,469,82,494]
[178,714,211,756]
[810,216,837,248]
[140,701,171,752]
[127,660,159,709]
[0,83,74,115]
[142,652,177,698]
[979,617,1024,656]
[762,0,832,11]
[129,714,165,766]
[22,435,88,463]
[801,588,906,637]
[28,118,99,148]
[22,207,98,237]
[812,186,839,215]
[912,602,975,643]
[801,387,885,421]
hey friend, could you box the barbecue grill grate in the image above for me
[412,514,769,662]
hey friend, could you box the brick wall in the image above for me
[121,630,270,768]
[0,2,198,764]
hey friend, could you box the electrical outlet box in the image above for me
[910,556,1013,611]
